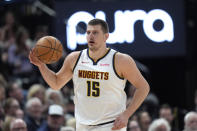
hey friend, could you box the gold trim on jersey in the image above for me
[113,52,124,80]
[87,48,111,65]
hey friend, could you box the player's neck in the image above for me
[89,47,109,61]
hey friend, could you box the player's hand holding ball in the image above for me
[29,36,63,67]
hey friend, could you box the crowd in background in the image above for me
[0,11,197,131]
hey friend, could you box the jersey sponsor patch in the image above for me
[100,63,110,66]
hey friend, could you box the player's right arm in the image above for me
[29,49,80,90]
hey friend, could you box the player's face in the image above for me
[86,25,109,51]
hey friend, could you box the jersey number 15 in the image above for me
[87,81,100,97]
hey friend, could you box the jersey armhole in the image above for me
[113,52,124,80]
[72,51,82,72]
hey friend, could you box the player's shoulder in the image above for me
[114,52,136,69]
[63,51,81,67]
[65,51,81,70]
[115,52,134,62]
[66,51,81,60]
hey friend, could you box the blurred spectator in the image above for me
[10,118,27,131]
[60,126,75,131]
[65,117,76,130]
[2,116,15,131]
[159,104,179,131]
[0,28,4,47]
[8,26,33,77]
[45,88,64,106]
[61,85,74,105]
[138,111,152,131]
[37,104,65,131]
[64,99,74,119]
[0,85,6,105]
[148,118,171,131]
[24,97,43,131]
[126,85,159,119]
[0,104,4,131]
[0,73,8,88]
[183,111,197,131]
[0,49,13,81]
[15,109,24,119]
[27,83,48,116]
[142,92,159,119]
[3,98,20,117]
[7,81,24,109]
[0,11,18,49]
[27,83,46,105]
[128,120,141,131]
[0,120,2,131]
[129,112,139,122]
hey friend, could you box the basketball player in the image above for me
[29,18,150,131]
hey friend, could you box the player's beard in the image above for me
[88,43,99,52]
[89,46,97,52]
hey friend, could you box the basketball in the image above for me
[34,36,63,64]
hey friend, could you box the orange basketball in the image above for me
[34,36,63,64]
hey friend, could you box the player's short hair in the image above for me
[88,18,109,33]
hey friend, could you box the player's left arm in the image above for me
[112,53,150,130]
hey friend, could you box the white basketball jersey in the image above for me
[72,48,127,125]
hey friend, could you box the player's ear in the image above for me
[104,33,109,41]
